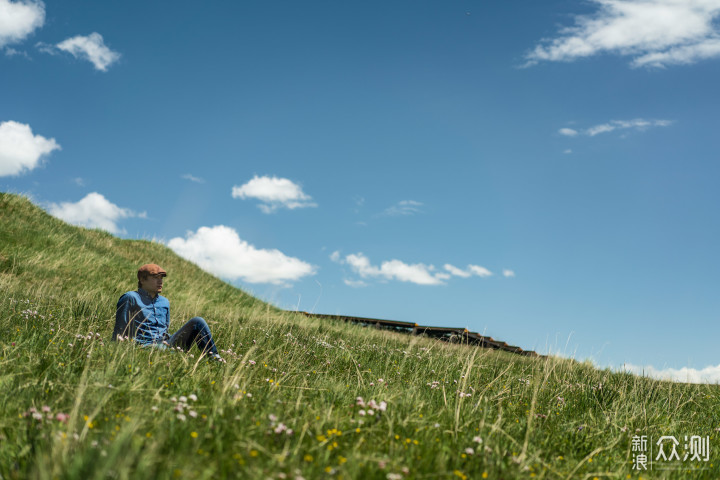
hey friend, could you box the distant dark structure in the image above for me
[296,312,541,358]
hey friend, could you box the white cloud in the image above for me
[232,175,317,213]
[586,123,618,136]
[0,120,60,176]
[561,119,672,137]
[559,128,578,137]
[5,46,29,58]
[564,149,573,154]
[444,263,494,278]
[0,0,45,48]
[182,173,205,184]
[168,225,316,285]
[633,37,720,67]
[526,0,720,68]
[624,363,720,384]
[503,269,516,277]
[47,192,142,234]
[55,32,120,71]
[381,200,423,216]
[444,264,471,278]
[342,253,444,285]
[343,253,381,277]
[343,278,368,288]
[468,265,493,277]
[333,253,498,286]
[380,259,444,285]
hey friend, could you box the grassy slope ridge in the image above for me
[0,192,268,323]
[1,192,719,480]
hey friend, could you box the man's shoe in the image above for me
[209,353,226,363]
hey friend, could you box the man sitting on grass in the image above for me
[113,263,225,363]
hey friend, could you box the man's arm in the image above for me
[113,293,133,341]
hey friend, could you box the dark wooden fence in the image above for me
[294,311,541,357]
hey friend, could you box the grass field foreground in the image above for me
[1,192,719,480]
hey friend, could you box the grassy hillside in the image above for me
[1,191,718,479]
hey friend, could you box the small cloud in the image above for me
[72,177,85,186]
[623,363,720,384]
[34,41,54,55]
[353,195,365,214]
[380,200,423,217]
[563,149,573,154]
[329,250,341,263]
[53,32,121,71]
[47,192,143,234]
[232,175,316,213]
[343,278,368,288]
[443,264,471,278]
[168,225,316,285]
[468,265,493,278]
[444,264,493,278]
[5,47,29,58]
[561,119,672,138]
[559,128,578,137]
[503,269,515,278]
[0,120,61,177]
[0,0,45,49]
[343,252,444,285]
[586,123,618,136]
[182,173,205,184]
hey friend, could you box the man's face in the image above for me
[140,273,164,296]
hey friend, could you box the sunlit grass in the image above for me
[2,192,720,479]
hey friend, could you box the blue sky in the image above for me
[2,0,720,382]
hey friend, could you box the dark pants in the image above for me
[167,317,218,355]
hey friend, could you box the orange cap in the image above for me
[137,263,167,278]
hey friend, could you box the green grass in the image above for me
[1,191,719,479]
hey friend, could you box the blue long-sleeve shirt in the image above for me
[113,289,171,344]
